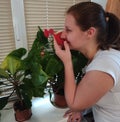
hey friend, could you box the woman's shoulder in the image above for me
[86,48,120,86]
[86,48,120,73]
[95,48,120,60]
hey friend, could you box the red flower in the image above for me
[54,32,64,47]
[44,29,54,38]
[44,29,64,47]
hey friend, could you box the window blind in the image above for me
[0,0,16,102]
[0,0,15,64]
[24,0,90,50]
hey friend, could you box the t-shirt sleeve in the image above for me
[86,56,120,86]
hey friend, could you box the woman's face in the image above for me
[61,14,88,51]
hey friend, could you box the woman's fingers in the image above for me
[64,111,82,122]
[63,109,73,118]
[53,36,72,64]
[54,36,69,52]
[64,41,69,51]
[72,112,82,122]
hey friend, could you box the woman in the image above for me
[54,2,120,122]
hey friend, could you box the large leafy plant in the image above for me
[0,27,50,110]
[0,47,49,110]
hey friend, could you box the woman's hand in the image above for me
[53,38,72,65]
[63,109,82,122]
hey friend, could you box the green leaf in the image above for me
[0,48,27,75]
[37,26,48,44]
[8,48,27,58]
[29,26,48,54]
[8,57,22,75]
[0,97,9,110]
[20,78,45,98]
[0,68,9,78]
[20,80,34,100]
[45,56,63,76]
[32,64,49,86]
[21,91,32,109]
[32,85,46,97]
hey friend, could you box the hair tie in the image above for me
[105,12,110,21]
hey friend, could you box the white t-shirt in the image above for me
[86,48,120,122]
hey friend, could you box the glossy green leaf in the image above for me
[8,48,27,58]
[0,48,27,75]
[45,56,63,76]
[0,68,9,78]
[21,91,32,109]
[0,97,9,110]
[31,64,49,86]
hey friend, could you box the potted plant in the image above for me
[37,28,68,108]
[0,27,50,121]
[42,28,88,108]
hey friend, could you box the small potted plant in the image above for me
[38,28,67,108]
[0,27,50,121]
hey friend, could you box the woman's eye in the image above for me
[66,29,71,32]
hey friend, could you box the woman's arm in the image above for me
[65,69,114,111]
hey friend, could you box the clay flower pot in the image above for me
[50,87,68,108]
[14,109,32,122]
[53,92,68,108]
[13,101,32,122]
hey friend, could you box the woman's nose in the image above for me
[61,31,66,39]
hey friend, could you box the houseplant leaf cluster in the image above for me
[0,27,50,110]
[0,47,49,110]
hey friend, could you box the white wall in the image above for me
[91,0,107,9]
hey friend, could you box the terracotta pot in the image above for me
[14,109,32,122]
[52,93,68,108]
[13,101,32,122]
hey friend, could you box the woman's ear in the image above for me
[87,27,96,38]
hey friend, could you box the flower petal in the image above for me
[54,32,64,46]
[49,29,54,35]
[44,29,49,38]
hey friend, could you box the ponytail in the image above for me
[106,12,120,50]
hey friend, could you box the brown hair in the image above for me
[66,2,120,50]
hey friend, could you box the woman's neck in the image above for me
[80,46,99,61]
